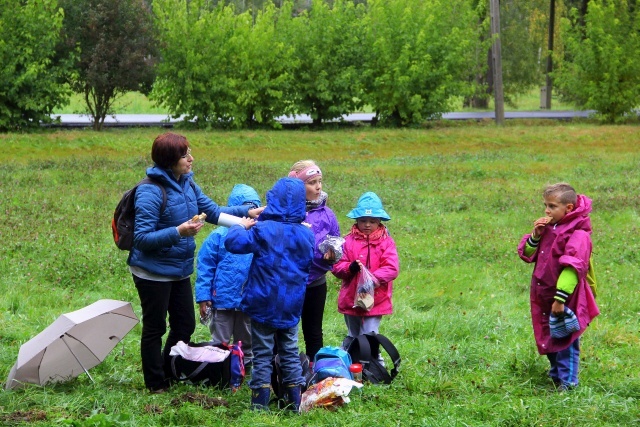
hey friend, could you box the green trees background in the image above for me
[1,0,639,130]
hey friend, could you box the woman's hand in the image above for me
[199,301,211,318]
[248,206,265,218]
[177,220,204,237]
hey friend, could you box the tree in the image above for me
[555,0,640,122]
[58,0,157,131]
[362,0,481,126]
[290,0,366,125]
[0,0,73,131]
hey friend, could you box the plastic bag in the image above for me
[354,265,378,311]
[299,377,364,413]
[318,235,346,262]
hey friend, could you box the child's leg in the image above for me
[546,352,559,384]
[301,281,327,361]
[275,326,303,386]
[555,338,580,388]
[341,314,362,349]
[361,316,384,365]
[233,311,253,366]
[248,321,275,390]
[361,316,383,334]
[276,325,303,411]
[211,309,233,345]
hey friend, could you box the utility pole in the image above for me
[490,0,504,125]
[544,0,556,109]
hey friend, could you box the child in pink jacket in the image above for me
[518,183,599,391]
[332,192,399,350]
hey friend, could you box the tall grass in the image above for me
[1,124,639,426]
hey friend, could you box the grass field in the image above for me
[1,124,639,426]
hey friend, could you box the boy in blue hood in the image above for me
[195,184,262,370]
[225,177,314,412]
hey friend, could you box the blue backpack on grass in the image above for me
[308,346,353,385]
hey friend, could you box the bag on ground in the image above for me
[308,346,353,386]
[346,332,400,384]
[111,177,166,251]
[169,341,245,390]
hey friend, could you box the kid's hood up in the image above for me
[227,184,261,208]
[559,194,592,230]
[259,178,306,223]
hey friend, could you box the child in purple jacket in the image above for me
[288,160,340,362]
[518,183,599,391]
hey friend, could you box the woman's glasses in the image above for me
[181,148,192,159]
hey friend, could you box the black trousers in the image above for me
[133,275,195,390]
[301,280,327,361]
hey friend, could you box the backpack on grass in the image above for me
[169,341,245,390]
[346,332,400,384]
[111,177,166,251]
[308,346,353,386]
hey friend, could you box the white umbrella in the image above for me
[5,299,139,390]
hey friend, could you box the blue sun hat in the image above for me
[549,306,581,339]
[346,192,391,221]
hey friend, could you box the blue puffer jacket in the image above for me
[127,166,250,278]
[195,184,262,308]
[225,178,314,329]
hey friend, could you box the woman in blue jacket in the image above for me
[128,132,263,393]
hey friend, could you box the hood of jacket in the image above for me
[557,194,592,230]
[259,178,306,223]
[227,184,261,208]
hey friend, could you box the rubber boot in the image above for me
[284,384,301,412]
[251,387,270,411]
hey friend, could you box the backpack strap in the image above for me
[367,333,401,380]
[348,334,374,365]
[139,177,167,214]
[170,355,210,382]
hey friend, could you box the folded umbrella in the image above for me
[5,299,139,390]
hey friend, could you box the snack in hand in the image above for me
[191,212,207,223]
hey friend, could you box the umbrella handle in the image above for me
[61,335,95,384]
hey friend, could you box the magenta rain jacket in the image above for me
[518,194,600,354]
[332,226,399,317]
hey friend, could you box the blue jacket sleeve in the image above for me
[224,224,258,255]
[133,184,181,251]
[192,180,249,223]
[195,231,223,303]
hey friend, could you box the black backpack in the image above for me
[169,341,245,390]
[346,332,401,384]
[111,177,166,251]
[271,352,311,409]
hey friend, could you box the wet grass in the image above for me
[0,124,639,426]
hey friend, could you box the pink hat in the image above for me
[287,165,322,182]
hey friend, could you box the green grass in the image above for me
[1,124,639,426]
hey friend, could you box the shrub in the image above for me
[361,0,480,126]
[555,0,640,123]
[0,0,73,131]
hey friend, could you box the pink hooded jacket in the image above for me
[518,194,600,354]
[332,225,399,317]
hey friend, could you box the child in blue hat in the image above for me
[332,192,400,349]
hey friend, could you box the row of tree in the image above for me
[1,0,639,131]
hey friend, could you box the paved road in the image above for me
[50,110,595,127]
